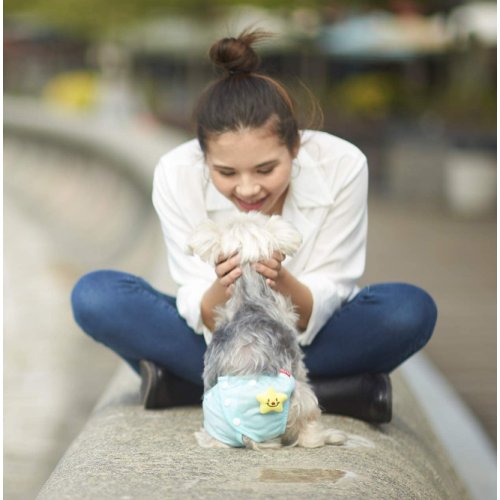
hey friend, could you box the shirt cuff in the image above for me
[176,281,214,341]
[296,274,341,346]
[202,325,214,345]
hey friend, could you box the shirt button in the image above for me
[233,418,241,426]
[249,380,257,386]
[221,382,228,389]
[224,399,231,406]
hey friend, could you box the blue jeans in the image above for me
[70,270,438,386]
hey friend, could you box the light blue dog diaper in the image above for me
[203,371,296,447]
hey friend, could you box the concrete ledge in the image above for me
[36,363,471,500]
[401,354,496,500]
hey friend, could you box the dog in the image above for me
[186,211,348,450]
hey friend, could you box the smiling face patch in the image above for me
[256,386,288,414]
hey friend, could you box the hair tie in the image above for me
[228,69,250,75]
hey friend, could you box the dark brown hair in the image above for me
[191,26,323,159]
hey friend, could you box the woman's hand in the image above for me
[215,252,242,298]
[252,251,286,288]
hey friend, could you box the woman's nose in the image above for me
[235,183,261,199]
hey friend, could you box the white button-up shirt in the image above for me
[152,129,368,346]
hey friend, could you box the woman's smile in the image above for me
[235,195,269,211]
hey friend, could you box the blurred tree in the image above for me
[328,72,396,119]
[5,0,445,40]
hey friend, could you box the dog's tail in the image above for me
[283,381,349,448]
[324,429,349,445]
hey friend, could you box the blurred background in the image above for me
[4,0,496,498]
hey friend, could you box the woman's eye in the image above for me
[217,167,275,176]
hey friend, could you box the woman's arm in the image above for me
[200,280,228,331]
[273,267,313,331]
[201,252,242,331]
[293,153,369,345]
[152,159,217,339]
[250,252,313,331]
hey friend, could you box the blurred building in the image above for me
[3,3,496,216]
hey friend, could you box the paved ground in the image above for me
[3,136,165,500]
[4,136,496,500]
[4,193,118,500]
[363,194,496,446]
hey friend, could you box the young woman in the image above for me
[71,28,438,424]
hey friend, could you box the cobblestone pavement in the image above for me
[4,145,495,499]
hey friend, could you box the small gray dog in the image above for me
[186,211,347,450]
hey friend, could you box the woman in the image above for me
[71,28,438,424]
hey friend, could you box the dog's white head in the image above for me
[185,211,303,266]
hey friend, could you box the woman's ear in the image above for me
[292,136,300,160]
[185,219,222,267]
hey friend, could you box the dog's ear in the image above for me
[266,216,303,256]
[185,219,222,267]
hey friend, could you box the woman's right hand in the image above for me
[215,251,242,298]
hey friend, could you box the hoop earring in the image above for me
[203,163,211,183]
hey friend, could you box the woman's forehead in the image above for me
[207,130,286,165]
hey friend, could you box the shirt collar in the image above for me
[205,145,334,212]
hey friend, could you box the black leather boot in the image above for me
[309,373,392,423]
[139,359,204,409]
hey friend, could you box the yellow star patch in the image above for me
[256,386,288,414]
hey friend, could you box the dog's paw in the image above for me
[243,436,282,451]
[194,428,231,449]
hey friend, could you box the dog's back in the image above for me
[202,264,303,390]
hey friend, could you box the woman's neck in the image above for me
[266,185,289,216]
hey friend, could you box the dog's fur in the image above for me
[186,211,347,450]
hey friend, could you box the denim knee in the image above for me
[414,286,438,350]
[389,283,438,351]
[70,269,126,337]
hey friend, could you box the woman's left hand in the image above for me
[252,251,286,288]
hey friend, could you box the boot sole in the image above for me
[140,359,157,409]
[375,373,393,423]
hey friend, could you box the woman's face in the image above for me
[205,128,298,216]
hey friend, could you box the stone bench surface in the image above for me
[36,363,470,500]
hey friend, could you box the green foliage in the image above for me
[327,72,396,119]
[4,0,415,39]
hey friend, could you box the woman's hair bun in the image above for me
[208,26,275,76]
